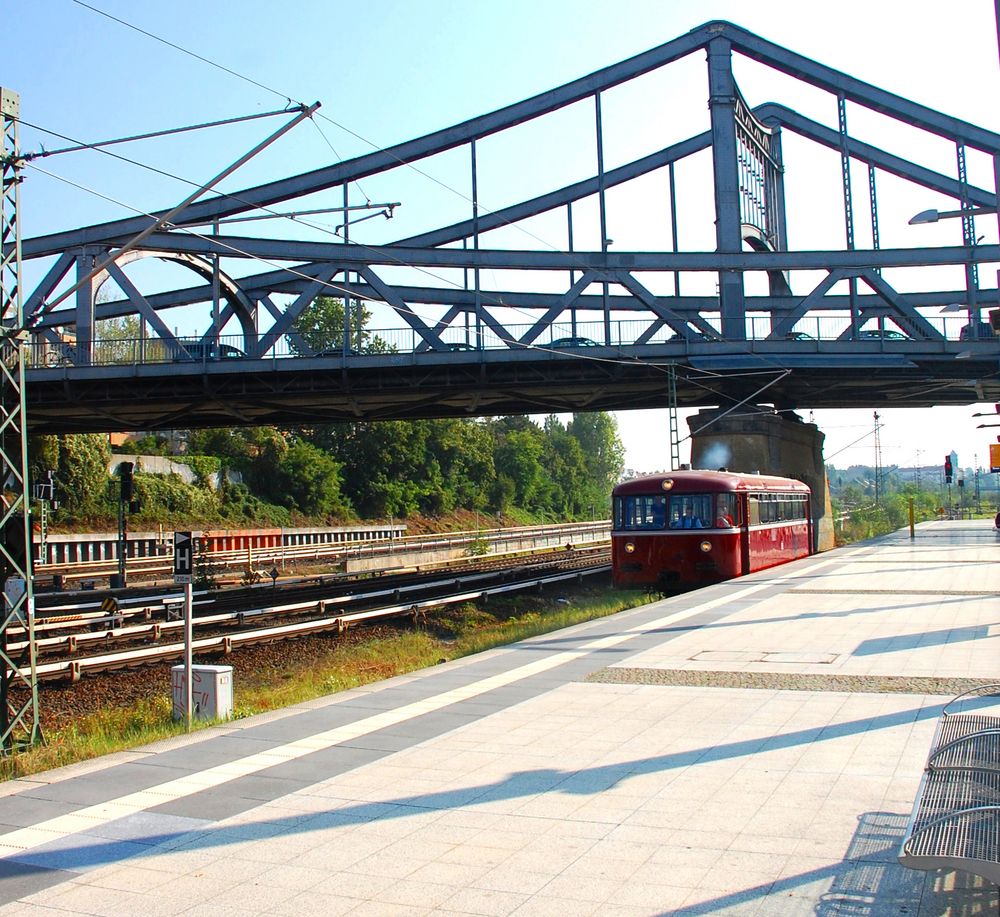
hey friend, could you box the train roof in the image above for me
[613,469,810,495]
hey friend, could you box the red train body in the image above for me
[198,528,282,554]
[612,469,812,589]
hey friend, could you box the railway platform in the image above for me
[0,519,998,915]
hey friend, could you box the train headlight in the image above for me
[661,479,674,490]
[699,540,712,553]
[624,542,636,553]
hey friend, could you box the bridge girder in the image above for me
[13,19,1000,431]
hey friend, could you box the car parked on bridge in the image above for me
[172,340,245,361]
[959,322,998,342]
[858,328,908,341]
[444,341,477,351]
[549,336,599,348]
[668,331,721,342]
[784,331,815,341]
[317,346,362,357]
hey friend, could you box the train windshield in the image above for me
[615,492,740,530]
[616,494,668,529]
[667,494,713,529]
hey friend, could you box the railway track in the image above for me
[36,521,609,588]
[13,547,611,682]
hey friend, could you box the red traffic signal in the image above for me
[944,455,953,483]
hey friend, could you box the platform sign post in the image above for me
[174,532,194,727]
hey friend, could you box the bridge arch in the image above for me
[741,226,793,298]
[93,249,256,346]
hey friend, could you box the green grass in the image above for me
[1,697,181,779]
[1,587,649,780]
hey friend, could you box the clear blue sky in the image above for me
[8,0,1000,474]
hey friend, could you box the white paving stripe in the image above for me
[0,551,854,859]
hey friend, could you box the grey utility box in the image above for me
[171,664,233,721]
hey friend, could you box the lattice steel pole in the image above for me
[668,364,680,471]
[0,88,41,752]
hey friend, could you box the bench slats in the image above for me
[899,709,1000,886]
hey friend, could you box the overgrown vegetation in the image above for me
[828,461,990,543]
[0,587,646,780]
[31,415,623,531]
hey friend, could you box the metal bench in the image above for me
[899,685,1000,885]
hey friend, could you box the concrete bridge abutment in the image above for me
[688,409,834,552]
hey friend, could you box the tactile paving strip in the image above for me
[585,667,998,695]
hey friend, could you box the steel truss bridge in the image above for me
[16,19,1000,433]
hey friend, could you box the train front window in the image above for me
[667,494,713,529]
[617,494,668,530]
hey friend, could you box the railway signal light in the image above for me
[33,469,56,504]
[944,455,953,484]
[119,462,134,502]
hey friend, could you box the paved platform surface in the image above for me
[1,519,998,915]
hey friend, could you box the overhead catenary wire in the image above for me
[19,108,301,160]
[824,426,879,462]
[20,142,785,389]
[24,151,798,432]
[25,159,767,387]
[67,0,374,205]
[50,1,802,402]
[16,125,701,371]
[70,0,299,107]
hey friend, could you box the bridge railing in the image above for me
[24,315,991,369]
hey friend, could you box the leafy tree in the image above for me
[95,315,143,364]
[53,434,112,519]
[288,295,392,355]
[424,419,495,513]
[96,315,141,342]
[541,417,590,516]
[125,433,171,456]
[567,411,624,512]
[28,434,60,486]
[493,426,546,511]
[317,420,439,517]
[187,428,249,461]
[274,438,349,517]
[230,428,290,504]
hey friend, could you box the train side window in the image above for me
[715,493,738,527]
[748,495,761,525]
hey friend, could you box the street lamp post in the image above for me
[908,206,999,225]
[909,205,1000,339]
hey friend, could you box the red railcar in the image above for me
[612,470,812,589]
[199,528,282,554]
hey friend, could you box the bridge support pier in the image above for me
[688,408,834,552]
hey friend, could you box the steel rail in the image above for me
[36,521,610,584]
[19,562,610,681]
[11,547,610,656]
